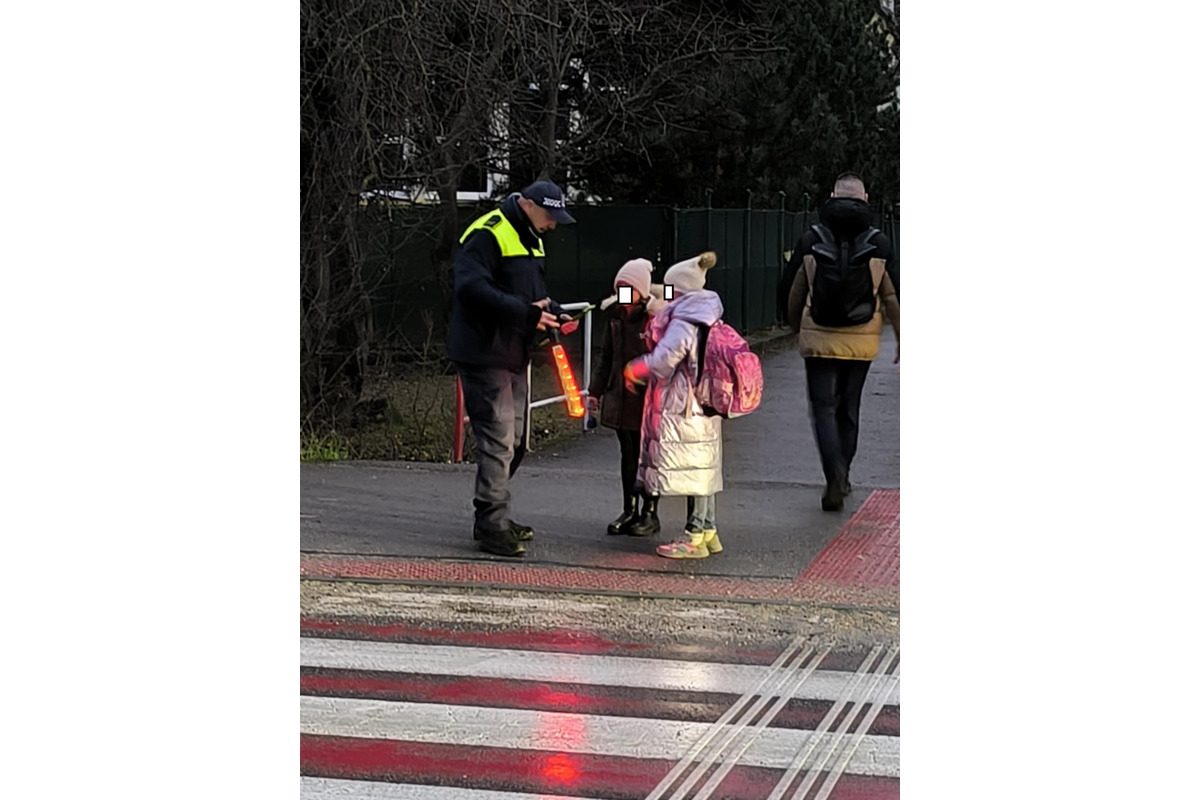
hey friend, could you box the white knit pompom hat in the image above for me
[662,251,717,294]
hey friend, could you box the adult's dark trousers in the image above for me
[804,357,872,492]
[616,429,641,498]
[457,363,529,536]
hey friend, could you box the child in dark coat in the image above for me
[587,258,666,536]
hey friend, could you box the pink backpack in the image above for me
[694,321,763,418]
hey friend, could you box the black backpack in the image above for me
[808,224,880,328]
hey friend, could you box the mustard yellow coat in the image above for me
[787,254,900,361]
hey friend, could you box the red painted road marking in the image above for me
[301,618,785,665]
[300,668,900,737]
[300,618,843,667]
[300,620,891,674]
[301,735,900,800]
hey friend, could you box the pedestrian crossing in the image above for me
[300,627,900,800]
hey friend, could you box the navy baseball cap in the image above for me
[521,180,576,224]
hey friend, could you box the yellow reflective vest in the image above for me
[459,210,545,258]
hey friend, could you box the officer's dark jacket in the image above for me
[447,195,563,371]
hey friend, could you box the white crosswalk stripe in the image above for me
[300,695,900,776]
[299,637,902,704]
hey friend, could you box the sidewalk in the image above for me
[301,329,899,609]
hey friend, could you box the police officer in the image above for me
[447,180,577,556]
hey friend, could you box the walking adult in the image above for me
[786,173,900,511]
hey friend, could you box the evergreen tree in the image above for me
[577,0,899,209]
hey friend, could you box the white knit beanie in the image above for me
[662,251,717,295]
[613,258,653,298]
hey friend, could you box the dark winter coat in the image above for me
[446,195,564,372]
[587,296,651,431]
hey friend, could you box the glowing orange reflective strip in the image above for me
[551,343,585,418]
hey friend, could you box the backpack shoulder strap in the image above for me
[860,228,879,251]
[811,224,837,260]
[694,322,712,387]
[850,227,880,261]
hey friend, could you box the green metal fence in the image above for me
[358,200,898,343]
[543,200,898,333]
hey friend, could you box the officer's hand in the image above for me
[533,298,560,332]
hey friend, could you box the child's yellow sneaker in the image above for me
[702,529,722,554]
[656,531,709,559]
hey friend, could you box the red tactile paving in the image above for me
[301,490,899,609]
[300,554,796,601]
[797,489,900,591]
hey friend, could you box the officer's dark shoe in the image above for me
[627,495,661,537]
[476,527,526,557]
[509,521,535,541]
[474,521,534,541]
[607,495,640,535]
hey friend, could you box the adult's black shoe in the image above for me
[476,528,526,557]
[821,486,845,512]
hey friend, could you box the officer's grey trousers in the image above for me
[456,364,529,536]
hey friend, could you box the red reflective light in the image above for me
[543,752,579,783]
[550,343,585,418]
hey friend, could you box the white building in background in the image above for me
[362,60,607,206]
